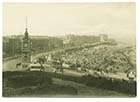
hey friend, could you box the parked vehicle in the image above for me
[27,63,44,71]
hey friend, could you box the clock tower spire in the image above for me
[25,17,29,39]
[22,17,32,68]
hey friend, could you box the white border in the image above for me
[0,0,139,102]
[0,0,136,2]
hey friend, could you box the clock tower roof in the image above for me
[24,28,29,39]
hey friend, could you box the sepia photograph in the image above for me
[2,2,136,97]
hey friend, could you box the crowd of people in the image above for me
[35,42,136,80]
[49,44,136,76]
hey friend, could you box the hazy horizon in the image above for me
[3,3,136,44]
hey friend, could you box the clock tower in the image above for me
[22,27,32,68]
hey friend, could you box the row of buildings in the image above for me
[3,33,109,58]
[3,35,63,58]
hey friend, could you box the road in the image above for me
[3,50,51,71]
[3,51,135,81]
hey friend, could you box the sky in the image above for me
[3,3,136,43]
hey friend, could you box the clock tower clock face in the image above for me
[24,43,28,47]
